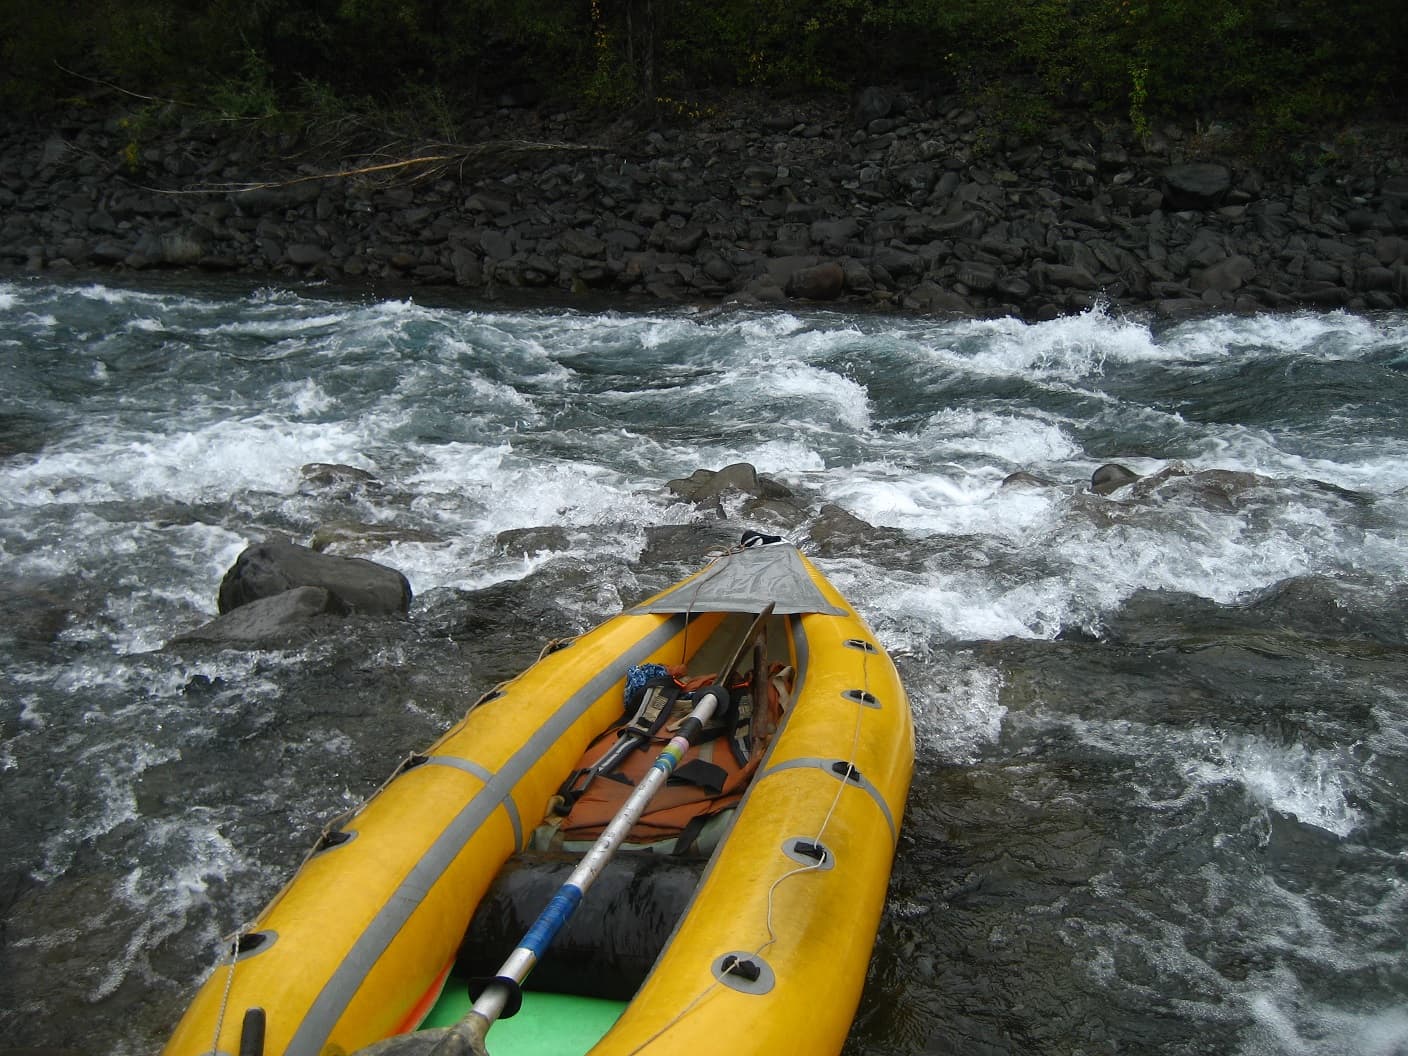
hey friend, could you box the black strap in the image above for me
[672,813,711,856]
[669,758,728,795]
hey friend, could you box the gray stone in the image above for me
[217,539,412,615]
[904,281,974,314]
[955,261,998,292]
[1161,164,1233,211]
[807,503,877,554]
[855,87,894,125]
[667,463,792,505]
[786,262,845,300]
[161,228,208,265]
[560,230,606,258]
[1192,255,1256,293]
[811,217,860,251]
[310,522,441,554]
[1034,263,1098,290]
[173,586,348,647]
[1091,463,1140,495]
[496,526,571,556]
[480,230,514,260]
[286,242,329,266]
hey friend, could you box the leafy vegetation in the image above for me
[1,0,1404,140]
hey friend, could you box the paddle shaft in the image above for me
[469,684,728,1027]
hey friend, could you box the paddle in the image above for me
[354,604,775,1056]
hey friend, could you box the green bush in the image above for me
[0,0,1403,140]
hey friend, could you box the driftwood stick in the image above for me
[140,141,602,196]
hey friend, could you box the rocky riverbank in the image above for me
[3,90,1407,318]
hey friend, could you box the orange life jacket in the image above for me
[554,663,791,851]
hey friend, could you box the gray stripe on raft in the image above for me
[423,756,524,850]
[756,756,897,843]
[791,612,810,690]
[287,614,685,1056]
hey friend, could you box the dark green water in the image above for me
[2,277,1406,1055]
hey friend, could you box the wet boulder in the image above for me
[806,503,879,555]
[1002,471,1056,489]
[1090,463,1141,495]
[667,463,793,506]
[174,586,349,647]
[495,525,571,557]
[1129,465,1269,511]
[217,538,412,615]
[300,462,381,496]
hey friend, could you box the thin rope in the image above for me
[208,932,242,1056]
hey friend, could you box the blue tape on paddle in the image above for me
[521,884,584,957]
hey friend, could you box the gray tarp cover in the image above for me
[629,543,848,616]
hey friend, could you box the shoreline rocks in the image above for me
[3,96,1406,318]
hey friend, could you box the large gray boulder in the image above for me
[217,539,412,615]
[175,586,349,647]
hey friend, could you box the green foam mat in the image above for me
[421,985,627,1055]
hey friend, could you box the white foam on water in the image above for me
[1053,713,1364,838]
[1222,739,1364,837]
[76,283,151,305]
[405,442,662,529]
[89,817,248,1002]
[276,377,335,417]
[1242,976,1408,1056]
[908,303,1167,379]
[911,408,1083,467]
[909,656,1009,763]
[386,441,683,593]
[749,359,872,431]
[1057,512,1318,608]
[37,734,180,882]
[1165,310,1399,364]
[732,438,827,476]
[814,466,1371,643]
[827,466,1056,540]
[1190,427,1408,496]
[205,311,348,337]
[886,571,1083,641]
[0,415,372,507]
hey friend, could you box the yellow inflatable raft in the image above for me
[164,538,914,1056]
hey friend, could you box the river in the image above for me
[2,276,1406,1055]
